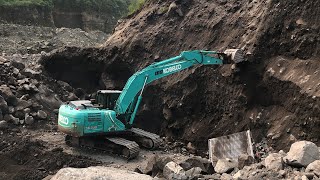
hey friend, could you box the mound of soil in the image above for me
[0,23,109,55]
[41,0,320,153]
[0,130,101,180]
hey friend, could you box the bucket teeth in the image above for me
[223,49,245,63]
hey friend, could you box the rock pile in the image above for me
[0,55,65,128]
[133,141,320,180]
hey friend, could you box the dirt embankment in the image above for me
[42,0,320,152]
[0,0,129,33]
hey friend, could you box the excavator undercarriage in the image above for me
[65,128,162,159]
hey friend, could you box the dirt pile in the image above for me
[0,23,109,55]
[133,141,320,180]
[0,132,101,180]
[41,0,320,152]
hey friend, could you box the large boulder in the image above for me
[214,158,238,174]
[306,160,320,176]
[51,166,153,180]
[163,161,186,180]
[284,141,320,167]
[265,153,284,170]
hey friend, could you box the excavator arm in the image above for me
[114,49,244,125]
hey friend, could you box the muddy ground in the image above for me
[0,0,320,179]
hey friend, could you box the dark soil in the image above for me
[0,130,101,180]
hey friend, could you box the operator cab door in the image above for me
[84,112,104,134]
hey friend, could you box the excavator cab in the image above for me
[95,90,122,109]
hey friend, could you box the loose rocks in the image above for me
[306,160,320,176]
[284,141,320,167]
[163,161,186,180]
[265,153,284,170]
[51,166,153,180]
[214,158,238,174]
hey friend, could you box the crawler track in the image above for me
[128,128,162,149]
[65,135,140,159]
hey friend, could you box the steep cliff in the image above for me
[42,0,320,151]
[0,0,130,33]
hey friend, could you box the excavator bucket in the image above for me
[223,49,245,64]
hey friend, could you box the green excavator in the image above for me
[58,49,245,159]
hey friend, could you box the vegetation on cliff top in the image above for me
[128,0,145,15]
[0,0,53,7]
[0,0,131,13]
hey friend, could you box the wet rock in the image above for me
[25,114,34,125]
[37,110,47,120]
[0,120,8,129]
[306,160,320,176]
[0,85,17,106]
[214,158,238,174]
[284,141,320,167]
[265,153,284,170]
[51,166,153,180]
[238,154,254,169]
[163,161,186,180]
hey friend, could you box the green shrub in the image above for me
[0,0,53,7]
[127,0,145,15]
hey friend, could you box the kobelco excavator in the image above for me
[58,49,245,159]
